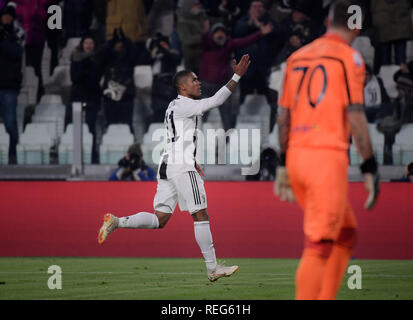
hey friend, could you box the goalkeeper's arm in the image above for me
[347,104,380,209]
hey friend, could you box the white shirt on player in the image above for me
[157,86,232,180]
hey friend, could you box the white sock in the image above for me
[194,221,217,272]
[118,212,159,229]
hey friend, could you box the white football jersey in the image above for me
[157,95,204,179]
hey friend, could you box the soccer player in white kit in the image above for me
[98,54,251,282]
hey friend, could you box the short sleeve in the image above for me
[345,50,365,106]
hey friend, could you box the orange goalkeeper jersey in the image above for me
[279,33,366,151]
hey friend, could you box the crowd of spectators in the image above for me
[0,0,413,164]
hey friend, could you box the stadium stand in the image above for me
[58,38,82,66]
[350,123,385,165]
[31,94,66,146]
[16,123,54,164]
[141,122,165,166]
[379,65,401,99]
[351,36,375,67]
[58,123,93,165]
[392,124,413,165]
[99,124,135,164]
[134,65,154,142]
[0,124,9,165]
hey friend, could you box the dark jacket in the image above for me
[95,37,142,99]
[63,0,94,39]
[200,31,262,85]
[0,22,24,90]
[233,12,281,78]
[70,50,102,102]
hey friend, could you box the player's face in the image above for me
[182,73,202,98]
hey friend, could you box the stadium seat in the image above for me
[379,65,401,99]
[16,123,54,164]
[205,108,223,128]
[19,66,39,106]
[350,124,384,165]
[99,124,135,164]
[351,36,374,67]
[58,124,93,164]
[407,40,413,63]
[134,65,153,89]
[196,122,226,165]
[269,62,286,93]
[0,123,9,164]
[393,124,413,165]
[225,122,261,166]
[268,124,280,152]
[32,95,66,144]
[141,122,165,166]
[46,65,72,88]
[59,38,81,66]
[237,94,271,144]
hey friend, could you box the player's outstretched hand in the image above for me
[364,173,380,209]
[232,54,251,77]
[274,167,295,203]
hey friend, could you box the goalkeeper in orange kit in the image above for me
[274,0,380,300]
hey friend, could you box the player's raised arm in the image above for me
[199,54,251,113]
[347,104,380,209]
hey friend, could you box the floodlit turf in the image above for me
[0,258,412,300]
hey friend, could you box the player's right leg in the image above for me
[98,179,177,245]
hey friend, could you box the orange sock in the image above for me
[295,248,328,300]
[318,245,352,300]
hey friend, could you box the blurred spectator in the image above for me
[394,61,413,123]
[146,32,181,124]
[146,0,176,38]
[401,162,413,182]
[45,0,61,75]
[0,1,24,164]
[62,0,93,43]
[106,0,148,45]
[370,0,413,73]
[89,0,108,47]
[200,20,273,131]
[14,0,51,103]
[109,143,156,181]
[176,0,207,75]
[95,28,143,133]
[233,1,281,105]
[274,2,325,65]
[246,146,278,181]
[216,0,243,32]
[66,35,102,164]
[364,64,392,123]
[264,0,292,25]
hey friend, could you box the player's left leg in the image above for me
[318,203,357,300]
[173,171,238,282]
[192,209,239,282]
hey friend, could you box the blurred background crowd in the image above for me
[0,0,412,171]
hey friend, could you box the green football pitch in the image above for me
[0,258,412,300]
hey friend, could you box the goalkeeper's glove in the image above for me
[274,153,295,203]
[360,156,380,209]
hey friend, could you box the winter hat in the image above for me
[210,22,227,35]
[0,1,16,18]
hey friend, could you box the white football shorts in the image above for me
[153,171,207,214]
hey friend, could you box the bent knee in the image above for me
[336,227,357,249]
